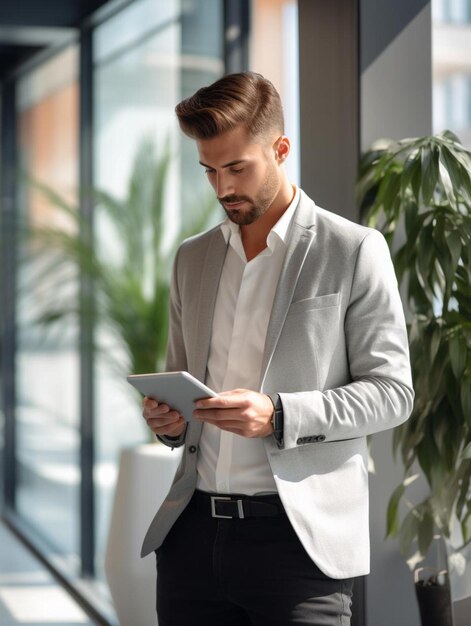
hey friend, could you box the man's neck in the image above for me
[241,180,295,261]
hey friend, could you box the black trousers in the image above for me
[156,490,353,626]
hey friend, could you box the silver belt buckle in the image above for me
[210,496,245,519]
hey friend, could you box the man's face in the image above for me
[197,125,282,226]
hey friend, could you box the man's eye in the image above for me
[204,168,215,174]
[230,168,244,174]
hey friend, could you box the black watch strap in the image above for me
[268,393,284,447]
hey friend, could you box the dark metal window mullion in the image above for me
[223,0,250,73]
[0,81,18,513]
[79,25,96,578]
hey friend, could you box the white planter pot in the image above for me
[105,444,182,626]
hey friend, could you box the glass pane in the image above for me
[16,45,80,558]
[94,0,180,64]
[433,0,471,148]
[92,0,223,582]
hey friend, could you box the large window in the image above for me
[16,46,80,557]
[433,0,471,147]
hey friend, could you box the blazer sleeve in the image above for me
[278,229,414,450]
[157,245,188,448]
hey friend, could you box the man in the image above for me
[142,72,413,625]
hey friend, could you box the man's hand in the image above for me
[193,389,274,438]
[143,398,186,438]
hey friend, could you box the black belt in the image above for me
[191,489,284,519]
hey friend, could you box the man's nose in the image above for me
[216,172,234,198]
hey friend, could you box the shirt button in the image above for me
[189,445,197,454]
[218,483,227,492]
[297,438,303,445]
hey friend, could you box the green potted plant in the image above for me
[22,138,216,626]
[24,138,214,381]
[356,130,471,626]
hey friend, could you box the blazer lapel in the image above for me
[189,192,317,392]
[191,227,228,383]
[259,195,317,387]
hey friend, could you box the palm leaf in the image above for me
[357,131,471,567]
[21,138,217,423]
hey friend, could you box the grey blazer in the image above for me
[141,190,414,579]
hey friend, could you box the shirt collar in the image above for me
[220,186,300,249]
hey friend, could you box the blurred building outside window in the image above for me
[250,0,299,185]
[15,45,81,562]
[433,0,471,147]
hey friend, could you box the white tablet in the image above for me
[127,371,218,422]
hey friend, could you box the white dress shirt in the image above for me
[196,187,300,495]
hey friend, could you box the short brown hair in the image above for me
[175,72,284,140]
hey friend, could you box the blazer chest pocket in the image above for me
[288,292,340,315]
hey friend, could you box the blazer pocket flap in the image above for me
[289,292,339,315]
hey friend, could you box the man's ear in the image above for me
[275,135,290,163]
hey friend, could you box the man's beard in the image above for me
[221,200,264,226]
[218,166,279,226]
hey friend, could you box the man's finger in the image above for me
[195,393,245,410]
[143,397,158,409]
[147,411,181,425]
[193,407,245,421]
[143,403,172,419]
[151,417,185,434]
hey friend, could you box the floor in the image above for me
[0,521,98,626]
[2,516,470,626]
